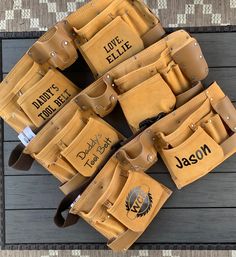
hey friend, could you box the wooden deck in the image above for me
[1,32,236,249]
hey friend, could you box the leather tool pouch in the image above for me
[75,30,207,133]
[0,56,79,132]
[69,165,172,251]
[74,0,164,77]
[156,82,236,188]
[25,102,123,187]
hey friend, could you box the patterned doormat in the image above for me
[0,0,236,32]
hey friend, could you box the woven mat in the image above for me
[0,0,236,32]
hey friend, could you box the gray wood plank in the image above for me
[3,123,18,142]
[5,208,236,244]
[2,39,36,73]
[4,142,49,175]
[194,33,236,67]
[5,173,236,210]
[204,67,236,101]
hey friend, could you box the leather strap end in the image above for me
[8,143,34,171]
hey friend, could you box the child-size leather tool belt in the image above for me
[28,0,165,76]
[115,81,236,188]
[9,101,124,194]
[73,30,208,132]
[54,155,172,251]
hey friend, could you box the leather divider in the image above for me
[28,21,78,70]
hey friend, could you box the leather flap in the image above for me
[107,171,164,232]
[213,96,236,132]
[172,38,208,82]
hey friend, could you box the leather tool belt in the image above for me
[54,156,172,251]
[73,30,208,132]
[9,101,124,192]
[28,0,165,76]
[115,81,236,189]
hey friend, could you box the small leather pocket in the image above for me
[118,73,176,132]
[78,16,144,77]
[17,69,79,128]
[160,126,224,188]
[202,114,229,144]
[162,62,190,95]
[61,117,121,177]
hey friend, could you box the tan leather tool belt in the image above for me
[28,0,165,76]
[73,30,208,132]
[55,156,172,251]
[18,101,124,190]
[115,81,236,189]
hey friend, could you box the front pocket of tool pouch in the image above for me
[17,69,79,128]
[160,126,224,187]
[79,16,144,76]
[61,117,121,177]
[118,73,176,132]
[161,63,190,95]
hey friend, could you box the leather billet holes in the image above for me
[115,130,158,171]
[28,21,78,70]
[75,81,118,117]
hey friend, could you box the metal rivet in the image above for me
[63,41,68,46]
[28,51,32,56]
[152,137,156,141]
[146,130,151,134]
[50,51,56,57]
[194,42,198,46]
[200,55,203,59]
[234,127,236,131]
[111,83,115,87]
[210,98,213,101]
[226,116,230,120]
[134,165,139,170]
[17,91,23,96]
[107,215,110,219]
[110,95,115,101]
[147,154,154,162]
[209,120,212,123]
[81,105,87,110]
[106,74,110,79]
[206,91,209,94]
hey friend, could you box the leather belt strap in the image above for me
[8,143,35,171]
